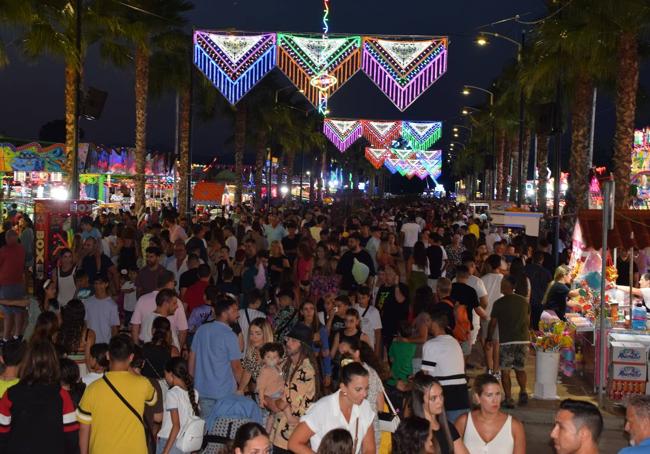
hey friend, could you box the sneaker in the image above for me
[502,398,515,409]
[493,371,501,381]
[518,392,529,405]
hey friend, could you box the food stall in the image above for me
[566,210,650,400]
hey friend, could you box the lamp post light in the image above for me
[475,30,525,206]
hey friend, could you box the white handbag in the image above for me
[377,386,400,433]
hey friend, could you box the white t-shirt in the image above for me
[481,273,503,316]
[131,291,188,340]
[354,304,382,348]
[225,236,238,259]
[165,257,189,291]
[400,222,421,248]
[141,312,180,350]
[238,308,267,351]
[421,335,466,386]
[158,385,200,439]
[122,281,137,312]
[301,390,375,454]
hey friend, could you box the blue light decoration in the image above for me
[402,121,443,150]
[362,37,448,111]
[193,31,277,105]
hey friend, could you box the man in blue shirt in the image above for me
[620,395,650,454]
[189,295,242,418]
[263,214,287,245]
[550,399,602,454]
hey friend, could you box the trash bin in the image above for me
[534,350,560,400]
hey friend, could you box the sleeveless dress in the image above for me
[67,329,90,378]
[463,412,514,454]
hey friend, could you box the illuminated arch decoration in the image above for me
[361,120,402,147]
[365,147,389,169]
[193,31,277,105]
[276,33,362,109]
[384,156,399,174]
[323,119,363,152]
[391,148,415,161]
[362,37,448,111]
[402,121,442,150]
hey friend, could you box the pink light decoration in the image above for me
[362,120,402,147]
[323,119,363,152]
[362,37,448,111]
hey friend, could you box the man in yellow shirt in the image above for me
[77,336,157,454]
[468,217,480,240]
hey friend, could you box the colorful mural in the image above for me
[0,143,65,172]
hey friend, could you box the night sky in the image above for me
[0,0,648,192]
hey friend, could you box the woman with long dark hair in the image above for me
[0,340,79,453]
[410,372,468,454]
[289,362,375,454]
[142,316,180,380]
[299,301,332,388]
[55,299,95,378]
[157,357,200,454]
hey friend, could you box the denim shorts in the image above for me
[0,284,26,315]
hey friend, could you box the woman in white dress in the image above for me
[454,374,526,454]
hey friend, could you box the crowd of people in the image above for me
[0,199,643,453]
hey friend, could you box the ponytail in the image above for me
[165,357,200,416]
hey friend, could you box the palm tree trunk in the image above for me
[134,45,149,215]
[613,32,639,209]
[537,134,549,213]
[320,149,327,199]
[509,136,519,203]
[64,61,78,188]
[496,130,506,200]
[568,74,593,212]
[254,130,266,208]
[234,103,246,206]
[177,87,191,217]
[521,130,531,201]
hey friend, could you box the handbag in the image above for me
[377,385,400,433]
[102,375,156,454]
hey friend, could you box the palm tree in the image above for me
[101,0,192,213]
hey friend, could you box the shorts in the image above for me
[460,340,472,356]
[0,284,26,315]
[500,344,528,371]
[480,319,499,342]
[0,284,25,300]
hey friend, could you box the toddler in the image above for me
[257,342,284,432]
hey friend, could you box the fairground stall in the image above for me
[79,144,176,210]
[0,142,68,216]
[558,210,650,401]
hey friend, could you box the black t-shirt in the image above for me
[268,255,287,285]
[82,253,114,284]
[330,314,346,345]
[375,284,410,339]
[434,421,461,454]
[427,244,444,279]
[336,249,376,291]
[359,234,371,248]
[450,282,479,330]
[282,235,301,263]
[545,282,570,320]
[179,268,199,290]
[616,257,638,286]
[524,263,552,306]
[216,259,229,284]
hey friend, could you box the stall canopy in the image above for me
[193,181,225,204]
[576,210,650,250]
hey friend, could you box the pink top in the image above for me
[296,257,313,282]
[131,290,188,340]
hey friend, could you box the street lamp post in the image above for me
[476,30,525,206]
[462,85,495,200]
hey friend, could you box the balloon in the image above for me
[352,258,370,285]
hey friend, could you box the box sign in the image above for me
[611,363,647,382]
[611,342,648,364]
[34,199,95,281]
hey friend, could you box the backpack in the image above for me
[175,414,206,452]
[441,297,471,342]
